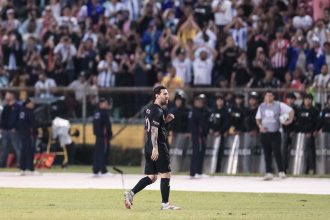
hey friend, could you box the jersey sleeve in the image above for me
[280,102,293,115]
[255,106,262,119]
[149,108,162,128]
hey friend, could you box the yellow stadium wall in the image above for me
[70,123,145,149]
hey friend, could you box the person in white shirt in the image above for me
[97,51,119,88]
[68,71,88,102]
[212,0,232,29]
[34,73,57,98]
[54,36,77,63]
[194,27,217,49]
[311,64,330,105]
[171,44,192,85]
[192,45,217,86]
[293,5,313,31]
[104,0,126,18]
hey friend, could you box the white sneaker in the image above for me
[100,172,114,177]
[161,203,181,210]
[195,174,209,179]
[279,172,286,179]
[263,173,273,181]
[19,170,26,176]
[124,191,134,209]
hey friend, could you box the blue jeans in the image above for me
[0,130,22,167]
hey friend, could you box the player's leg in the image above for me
[124,152,157,209]
[158,150,180,210]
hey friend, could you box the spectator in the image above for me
[171,43,192,85]
[2,9,20,31]
[76,38,97,76]
[104,0,125,20]
[307,19,330,49]
[0,65,9,87]
[224,17,248,51]
[310,64,330,107]
[257,69,281,88]
[142,20,162,64]
[212,0,233,30]
[192,45,217,87]
[293,4,313,31]
[230,51,252,88]
[325,42,330,73]
[269,29,289,81]
[161,64,184,94]
[19,11,42,41]
[97,51,119,88]
[2,32,22,73]
[306,36,326,75]
[34,73,57,98]
[194,25,217,49]
[287,37,308,73]
[219,35,240,81]
[26,51,46,86]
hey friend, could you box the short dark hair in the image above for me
[153,86,167,100]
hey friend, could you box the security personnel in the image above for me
[92,98,112,175]
[295,94,319,174]
[169,92,190,134]
[227,93,246,134]
[209,95,229,172]
[18,98,37,174]
[318,97,330,132]
[244,92,259,134]
[282,93,298,172]
[188,94,210,178]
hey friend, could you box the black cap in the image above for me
[287,93,296,99]
[99,97,108,103]
[235,93,244,99]
[303,94,313,100]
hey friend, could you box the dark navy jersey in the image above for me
[144,103,167,152]
[18,107,36,136]
[93,109,112,138]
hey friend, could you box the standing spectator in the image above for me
[194,26,217,49]
[310,64,330,107]
[306,36,326,75]
[323,42,330,73]
[26,51,46,86]
[53,36,77,85]
[104,0,125,20]
[269,29,289,81]
[0,91,21,167]
[251,47,271,83]
[142,20,162,64]
[76,38,97,76]
[293,4,313,31]
[219,35,240,81]
[97,51,119,88]
[212,0,233,30]
[2,32,22,73]
[306,19,330,49]
[1,9,20,31]
[192,46,217,87]
[171,43,192,85]
[193,0,212,28]
[255,90,294,180]
[230,51,252,87]
[34,73,57,98]
[161,64,184,95]
[68,71,89,109]
[287,37,308,73]
[224,17,248,51]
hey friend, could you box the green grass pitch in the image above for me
[0,188,329,220]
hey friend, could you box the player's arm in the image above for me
[149,110,161,161]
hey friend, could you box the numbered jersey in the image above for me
[144,103,167,152]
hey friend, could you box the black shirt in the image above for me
[144,103,167,152]
[282,104,298,133]
[318,107,330,132]
[209,107,229,134]
[295,106,319,133]
[188,107,210,137]
[244,106,258,132]
[227,104,246,132]
[169,106,190,133]
[93,109,112,138]
[0,103,20,130]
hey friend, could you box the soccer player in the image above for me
[124,86,181,210]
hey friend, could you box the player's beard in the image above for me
[161,98,169,106]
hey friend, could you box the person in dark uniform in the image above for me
[281,93,298,173]
[295,94,319,174]
[124,86,180,210]
[188,94,210,178]
[18,98,37,175]
[244,92,259,134]
[318,97,330,133]
[209,95,229,172]
[227,93,246,135]
[92,98,112,176]
[168,92,190,135]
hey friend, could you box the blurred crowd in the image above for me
[0,0,330,117]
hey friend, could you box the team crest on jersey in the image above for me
[146,109,151,114]
[19,112,25,119]
[94,112,100,119]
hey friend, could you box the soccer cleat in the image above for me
[263,173,273,181]
[124,191,134,209]
[161,203,181,210]
[278,172,286,179]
